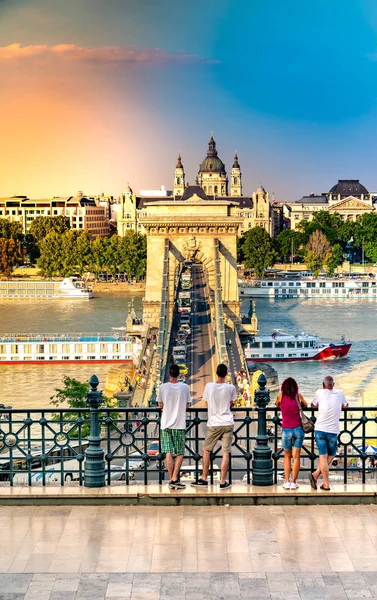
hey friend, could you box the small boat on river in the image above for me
[244,330,352,363]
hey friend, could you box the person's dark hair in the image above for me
[216,363,228,378]
[169,363,180,378]
[281,377,298,399]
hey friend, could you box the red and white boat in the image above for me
[244,330,352,363]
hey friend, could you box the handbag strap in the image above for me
[294,394,302,413]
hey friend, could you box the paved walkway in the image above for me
[2,505,377,597]
[4,571,377,599]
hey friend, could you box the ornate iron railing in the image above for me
[0,401,376,486]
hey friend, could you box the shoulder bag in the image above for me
[295,395,314,433]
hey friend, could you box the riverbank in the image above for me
[92,282,145,294]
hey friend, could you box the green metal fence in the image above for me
[0,375,376,487]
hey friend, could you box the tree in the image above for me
[324,243,344,276]
[364,241,377,264]
[354,213,377,250]
[118,232,147,280]
[50,376,116,437]
[237,235,245,263]
[37,231,64,276]
[242,227,277,277]
[0,219,23,241]
[29,215,71,243]
[274,229,302,262]
[0,238,21,274]
[89,237,108,277]
[304,230,331,275]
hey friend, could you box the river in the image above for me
[0,293,376,408]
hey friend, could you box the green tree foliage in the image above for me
[0,238,21,275]
[324,243,344,276]
[237,235,245,263]
[304,230,331,275]
[364,242,377,264]
[29,215,71,243]
[274,229,303,262]
[0,219,23,241]
[50,376,116,437]
[118,232,147,280]
[38,230,147,279]
[37,231,64,276]
[89,237,108,277]
[298,211,357,248]
[242,227,277,277]
[353,213,377,259]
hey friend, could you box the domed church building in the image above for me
[171,135,282,236]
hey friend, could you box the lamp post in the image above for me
[252,374,273,486]
[84,375,105,488]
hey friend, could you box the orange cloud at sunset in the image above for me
[0,43,217,65]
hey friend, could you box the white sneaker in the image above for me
[282,481,291,490]
[290,482,299,490]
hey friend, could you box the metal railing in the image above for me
[0,402,376,486]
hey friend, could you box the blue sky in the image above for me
[2,0,377,199]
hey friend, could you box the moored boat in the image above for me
[0,332,141,365]
[244,330,352,363]
[239,275,377,299]
[0,277,94,299]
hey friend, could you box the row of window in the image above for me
[1,356,121,361]
[0,343,129,355]
[249,340,313,349]
[248,353,310,359]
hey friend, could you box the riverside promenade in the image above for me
[3,502,377,598]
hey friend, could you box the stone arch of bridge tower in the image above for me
[168,242,216,303]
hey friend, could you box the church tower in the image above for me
[174,153,185,197]
[197,135,228,196]
[230,153,242,196]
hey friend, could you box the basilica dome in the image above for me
[199,135,226,174]
[329,179,369,196]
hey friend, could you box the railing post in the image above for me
[84,375,105,488]
[252,374,273,486]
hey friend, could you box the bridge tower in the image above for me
[140,186,243,328]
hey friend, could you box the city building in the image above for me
[171,136,282,237]
[0,194,110,237]
[286,180,377,229]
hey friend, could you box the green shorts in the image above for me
[161,428,186,456]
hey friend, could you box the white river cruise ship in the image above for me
[240,276,377,299]
[0,332,141,365]
[0,277,94,299]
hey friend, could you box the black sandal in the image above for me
[309,473,317,490]
[320,485,331,491]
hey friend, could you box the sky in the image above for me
[2,0,377,200]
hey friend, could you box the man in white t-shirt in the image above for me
[309,375,348,492]
[158,363,192,489]
[191,364,236,490]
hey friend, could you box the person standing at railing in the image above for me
[191,363,236,490]
[309,375,348,492]
[158,363,192,490]
[276,378,307,490]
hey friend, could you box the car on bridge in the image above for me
[175,361,188,376]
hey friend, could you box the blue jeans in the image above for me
[315,430,338,456]
[282,426,304,451]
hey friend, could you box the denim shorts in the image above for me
[281,426,305,451]
[315,430,338,457]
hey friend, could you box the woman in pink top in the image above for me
[276,378,307,490]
